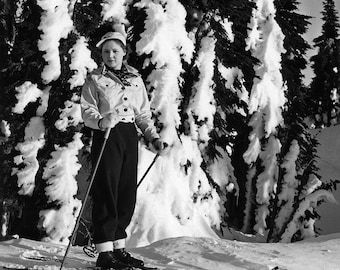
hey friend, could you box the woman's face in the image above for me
[101,40,126,70]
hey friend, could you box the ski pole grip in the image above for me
[104,128,111,139]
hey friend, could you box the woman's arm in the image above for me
[134,77,160,142]
[80,76,103,130]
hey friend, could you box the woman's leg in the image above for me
[91,127,124,246]
[114,123,138,243]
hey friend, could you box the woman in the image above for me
[81,26,166,270]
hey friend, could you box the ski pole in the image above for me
[137,153,160,188]
[59,128,111,270]
[137,142,169,188]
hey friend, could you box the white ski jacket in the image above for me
[81,64,159,142]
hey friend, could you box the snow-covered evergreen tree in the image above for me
[308,0,340,127]
[238,0,287,239]
[229,0,337,243]
[0,0,93,242]
[267,0,320,243]
[237,0,338,242]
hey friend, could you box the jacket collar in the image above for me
[100,63,139,86]
[100,62,139,76]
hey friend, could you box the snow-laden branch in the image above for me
[243,0,286,163]
[274,140,299,230]
[254,136,281,235]
[42,133,83,204]
[300,174,323,198]
[37,0,73,84]
[218,63,249,107]
[101,0,132,23]
[11,82,50,196]
[208,145,239,198]
[39,198,81,243]
[68,36,97,89]
[55,95,83,131]
[136,0,193,65]
[12,117,45,196]
[256,136,281,205]
[280,190,338,242]
[186,31,216,147]
[12,82,42,114]
[39,133,83,242]
[135,0,194,144]
[242,0,286,235]
[0,120,10,144]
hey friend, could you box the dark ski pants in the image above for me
[91,122,138,244]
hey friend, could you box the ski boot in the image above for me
[113,248,144,268]
[96,251,133,270]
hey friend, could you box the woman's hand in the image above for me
[99,113,119,129]
[152,138,168,155]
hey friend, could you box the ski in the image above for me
[21,253,62,263]
[3,265,93,270]
[19,255,158,270]
[2,266,94,270]
[92,264,158,270]
[77,266,158,270]
[133,265,158,270]
[93,266,134,270]
[2,265,158,270]
[2,266,31,270]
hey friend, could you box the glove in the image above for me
[99,113,119,130]
[152,138,168,155]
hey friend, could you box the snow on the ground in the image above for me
[1,234,340,270]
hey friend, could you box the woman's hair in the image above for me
[100,39,126,53]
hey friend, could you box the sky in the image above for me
[299,0,340,84]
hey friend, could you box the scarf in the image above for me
[105,64,136,87]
